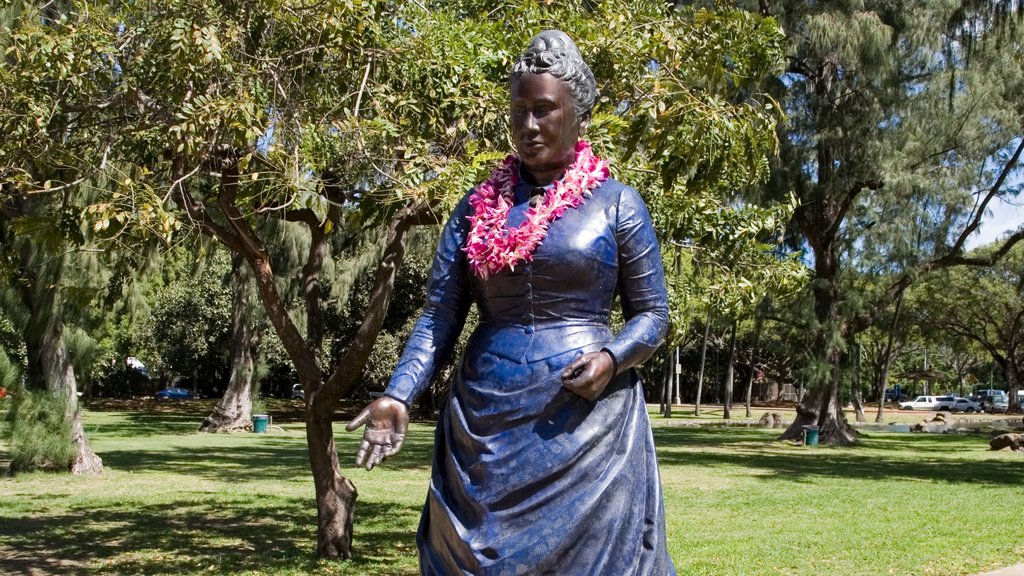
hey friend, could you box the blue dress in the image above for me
[384,173,676,576]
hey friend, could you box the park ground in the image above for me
[1,400,1023,576]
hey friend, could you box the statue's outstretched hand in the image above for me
[561,350,615,401]
[345,396,409,471]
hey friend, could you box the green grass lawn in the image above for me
[1,404,1022,575]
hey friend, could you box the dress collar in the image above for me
[514,161,563,204]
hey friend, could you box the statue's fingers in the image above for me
[384,434,405,458]
[560,353,588,380]
[354,439,372,467]
[366,443,385,471]
[345,409,371,432]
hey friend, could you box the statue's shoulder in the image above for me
[595,178,647,207]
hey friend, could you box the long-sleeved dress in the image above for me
[383,173,676,576]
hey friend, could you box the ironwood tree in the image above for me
[754,0,1023,444]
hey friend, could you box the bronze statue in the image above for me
[348,30,676,575]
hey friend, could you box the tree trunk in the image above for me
[201,254,260,433]
[851,390,865,423]
[852,342,865,423]
[694,305,711,416]
[779,365,858,445]
[37,318,103,474]
[778,243,858,445]
[306,402,357,559]
[1004,359,1021,414]
[672,345,682,405]
[660,346,673,417]
[875,291,904,422]
[744,310,765,418]
[179,158,435,557]
[723,319,737,419]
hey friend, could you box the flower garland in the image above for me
[463,140,609,280]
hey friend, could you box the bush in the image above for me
[3,389,74,473]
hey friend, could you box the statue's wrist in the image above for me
[600,347,619,376]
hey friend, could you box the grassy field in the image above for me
[1,402,1022,576]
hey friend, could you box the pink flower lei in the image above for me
[463,141,610,280]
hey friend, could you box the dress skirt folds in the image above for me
[383,176,677,575]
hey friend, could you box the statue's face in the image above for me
[510,72,588,185]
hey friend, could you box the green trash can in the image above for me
[252,414,269,433]
[802,424,819,446]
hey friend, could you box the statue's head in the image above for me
[510,30,596,122]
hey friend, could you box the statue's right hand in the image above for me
[345,396,410,471]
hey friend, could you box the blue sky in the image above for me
[966,194,1024,249]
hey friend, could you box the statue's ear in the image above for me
[578,111,591,137]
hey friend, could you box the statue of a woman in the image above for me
[348,30,676,575]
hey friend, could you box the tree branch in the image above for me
[167,157,241,252]
[825,178,883,241]
[319,199,436,404]
[878,136,1024,306]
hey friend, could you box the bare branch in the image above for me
[947,137,1024,254]
[353,55,373,118]
[825,179,883,241]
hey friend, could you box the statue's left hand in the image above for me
[345,396,409,471]
[561,351,615,401]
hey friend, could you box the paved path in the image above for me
[974,565,1024,576]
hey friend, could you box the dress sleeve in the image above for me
[603,185,669,374]
[383,195,474,405]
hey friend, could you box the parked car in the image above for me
[974,389,1009,412]
[884,388,909,402]
[948,397,981,412]
[899,396,940,410]
[975,388,1007,397]
[154,387,194,400]
[291,384,304,400]
[934,395,957,410]
[985,395,1009,413]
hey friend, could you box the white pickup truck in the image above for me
[898,396,941,410]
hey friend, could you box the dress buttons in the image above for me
[524,325,533,335]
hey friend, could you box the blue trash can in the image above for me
[802,425,819,446]
[252,414,269,433]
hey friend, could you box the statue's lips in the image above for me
[520,141,545,152]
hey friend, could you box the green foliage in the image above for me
[3,388,74,472]
[0,312,25,376]
[627,8,786,192]
[913,242,1024,393]
[147,254,232,388]
[250,395,266,417]
[361,330,402,392]
[329,231,434,392]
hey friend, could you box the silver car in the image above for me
[948,397,981,412]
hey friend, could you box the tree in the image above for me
[0,0,120,473]
[200,253,265,432]
[1,0,798,556]
[915,243,1024,413]
[755,0,1024,444]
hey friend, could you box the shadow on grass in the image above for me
[85,399,379,426]
[0,496,422,575]
[653,426,1024,486]
[92,427,434,483]
[88,412,207,438]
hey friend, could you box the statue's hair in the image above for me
[510,30,596,119]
